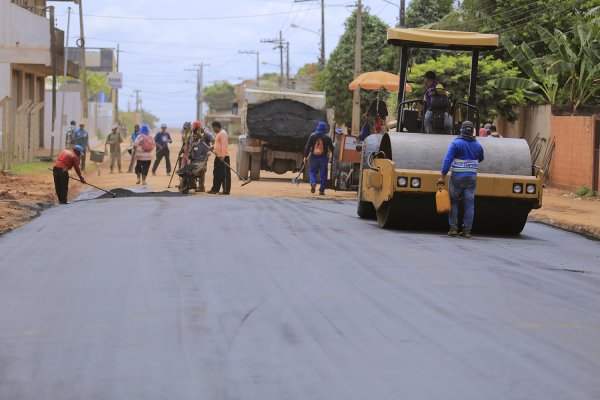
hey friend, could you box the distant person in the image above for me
[488,125,503,138]
[152,123,173,176]
[127,124,141,173]
[180,121,192,167]
[208,121,231,195]
[133,124,154,185]
[52,145,86,204]
[437,121,484,238]
[332,127,344,180]
[65,120,76,149]
[304,121,334,195]
[422,71,452,134]
[479,123,491,137]
[70,123,90,170]
[104,124,123,174]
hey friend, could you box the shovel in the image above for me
[292,160,307,186]
[48,168,116,198]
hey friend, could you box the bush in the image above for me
[575,186,597,197]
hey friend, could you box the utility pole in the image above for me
[133,89,141,124]
[114,43,120,123]
[185,63,209,121]
[286,41,290,88]
[78,0,88,121]
[294,0,325,68]
[400,0,406,27]
[261,32,286,88]
[351,0,362,135]
[239,50,260,86]
[59,6,71,150]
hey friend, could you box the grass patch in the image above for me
[575,186,597,197]
[11,161,54,175]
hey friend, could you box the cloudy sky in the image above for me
[49,0,404,127]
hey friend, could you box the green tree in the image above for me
[405,55,527,121]
[405,0,454,28]
[85,71,111,102]
[315,10,394,126]
[118,108,160,131]
[203,81,235,112]
[295,63,323,90]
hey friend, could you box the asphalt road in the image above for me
[0,196,599,400]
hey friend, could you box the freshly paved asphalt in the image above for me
[0,196,599,400]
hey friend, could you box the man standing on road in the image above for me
[70,123,90,171]
[208,121,231,195]
[104,124,123,174]
[127,124,141,173]
[304,121,334,195]
[65,120,76,149]
[152,123,173,176]
[437,121,484,238]
[52,145,86,204]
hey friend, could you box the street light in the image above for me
[293,0,325,68]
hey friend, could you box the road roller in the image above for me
[357,28,544,235]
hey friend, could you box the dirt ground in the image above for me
[1,139,599,238]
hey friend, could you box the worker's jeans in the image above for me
[424,111,453,134]
[109,148,121,173]
[309,155,328,193]
[152,147,171,175]
[211,156,231,194]
[52,167,69,204]
[448,175,477,231]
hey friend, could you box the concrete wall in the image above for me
[549,115,598,191]
[0,0,51,66]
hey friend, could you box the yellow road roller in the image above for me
[357,28,544,235]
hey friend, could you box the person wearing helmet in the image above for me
[152,123,173,176]
[52,145,86,204]
[437,121,485,238]
[133,124,154,185]
[180,121,193,167]
[105,124,124,173]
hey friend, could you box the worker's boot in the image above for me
[142,176,147,185]
[459,230,472,238]
[136,174,141,184]
[310,184,316,193]
[448,226,458,236]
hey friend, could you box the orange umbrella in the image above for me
[348,71,412,92]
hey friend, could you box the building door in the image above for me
[593,119,600,193]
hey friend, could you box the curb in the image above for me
[529,216,600,241]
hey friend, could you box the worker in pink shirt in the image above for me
[208,121,231,195]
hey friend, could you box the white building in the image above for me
[0,0,78,169]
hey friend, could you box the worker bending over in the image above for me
[52,145,86,204]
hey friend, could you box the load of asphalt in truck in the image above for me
[246,99,324,147]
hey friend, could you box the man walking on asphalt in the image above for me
[208,121,231,195]
[70,123,90,171]
[437,121,484,238]
[127,124,141,173]
[105,124,123,174]
[52,145,86,204]
[152,123,173,176]
[304,121,334,195]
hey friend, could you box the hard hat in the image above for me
[161,123,167,128]
[73,145,84,155]
[335,128,343,135]
[192,120,202,130]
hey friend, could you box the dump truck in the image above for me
[235,87,327,180]
[358,28,544,235]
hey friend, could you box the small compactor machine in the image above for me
[358,28,544,235]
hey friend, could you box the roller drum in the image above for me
[380,132,532,176]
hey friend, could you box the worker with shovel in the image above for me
[52,145,86,204]
[208,121,231,195]
[152,123,173,176]
[177,121,215,193]
[304,121,334,195]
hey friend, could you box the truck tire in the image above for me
[250,154,261,180]
[237,147,250,180]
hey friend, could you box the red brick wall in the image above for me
[549,115,596,190]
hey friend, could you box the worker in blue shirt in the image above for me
[437,121,484,238]
[70,123,90,170]
[152,123,173,176]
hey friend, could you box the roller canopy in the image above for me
[387,28,499,51]
[379,133,532,176]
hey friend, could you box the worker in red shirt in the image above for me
[53,145,86,204]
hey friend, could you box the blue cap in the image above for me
[140,124,150,134]
[335,128,343,135]
[73,145,84,155]
[316,121,327,134]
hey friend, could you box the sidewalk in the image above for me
[529,187,600,240]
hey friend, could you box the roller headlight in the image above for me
[513,183,523,194]
[526,184,536,194]
[397,177,408,187]
[411,178,421,188]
